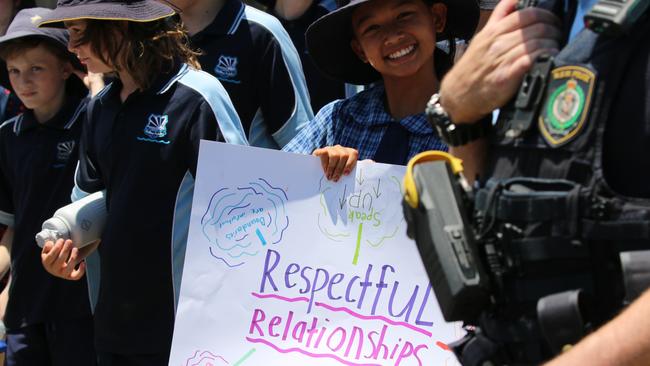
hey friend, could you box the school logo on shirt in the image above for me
[538,65,596,147]
[214,55,241,84]
[137,114,171,144]
[56,141,75,161]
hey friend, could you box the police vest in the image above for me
[471,15,650,361]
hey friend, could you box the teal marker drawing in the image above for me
[255,228,267,246]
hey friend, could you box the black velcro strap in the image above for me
[582,219,650,240]
[510,237,589,262]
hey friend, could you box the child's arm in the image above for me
[40,239,98,281]
[73,70,105,97]
[283,101,356,181]
[0,227,11,280]
[313,145,359,182]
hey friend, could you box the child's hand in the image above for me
[73,70,105,97]
[41,239,97,281]
[313,145,359,182]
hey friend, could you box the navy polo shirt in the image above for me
[74,63,247,354]
[0,96,92,331]
[602,30,650,197]
[270,1,346,112]
[190,0,313,148]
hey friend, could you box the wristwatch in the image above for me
[426,93,492,147]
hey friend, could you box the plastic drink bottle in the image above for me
[35,191,107,248]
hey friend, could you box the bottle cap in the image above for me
[34,217,69,248]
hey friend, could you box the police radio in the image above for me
[403,152,490,322]
[492,0,577,140]
[584,0,650,35]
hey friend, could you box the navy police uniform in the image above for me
[448,12,650,366]
[74,63,247,361]
[190,0,313,148]
[0,96,96,366]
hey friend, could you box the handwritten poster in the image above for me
[169,141,462,366]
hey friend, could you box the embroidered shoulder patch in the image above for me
[538,65,596,147]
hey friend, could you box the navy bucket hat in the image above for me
[0,8,71,48]
[36,0,176,28]
[306,0,480,85]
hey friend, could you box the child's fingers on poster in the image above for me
[333,155,348,182]
[313,147,339,180]
[313,148,330,175]
[326,154,340,180]
[342,149,359,176]
[314,145,359,181]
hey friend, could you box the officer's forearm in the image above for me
[545,289,650,366]
[450,138,488,185]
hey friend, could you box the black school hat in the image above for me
[36,0,175,28]
[0,8,71,48]
[306,0,480,85]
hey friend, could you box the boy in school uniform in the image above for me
[0,7,95,366]
[171,0,314,148]
[37,0,248,364]
[283,0,484,181]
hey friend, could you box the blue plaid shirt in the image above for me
[283,83,447,164]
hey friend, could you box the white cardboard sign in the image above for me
[169,141,461,366]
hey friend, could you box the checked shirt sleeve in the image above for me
[282,100,339,155]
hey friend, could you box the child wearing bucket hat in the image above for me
[0,7,96,366]
[37,0,248,364]
[283,0,480,181]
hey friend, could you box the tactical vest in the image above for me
[466,16,650,364]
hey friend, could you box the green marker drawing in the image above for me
[353,222,363,265]
[233,348,256,366]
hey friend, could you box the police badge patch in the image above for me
[538,65,596,147]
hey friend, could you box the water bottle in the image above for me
[35,191,107,248]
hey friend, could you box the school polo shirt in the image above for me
[270,0,346,112]
[73,63,247,354]
[190,0,313,149]
[0,97,92,331]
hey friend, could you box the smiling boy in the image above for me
[283,0,479,181]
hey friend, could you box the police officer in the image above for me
[426,0,650,363]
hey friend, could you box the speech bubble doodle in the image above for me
[184,350,229,366]
[201,178,289,267]
[318,170,404,265]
